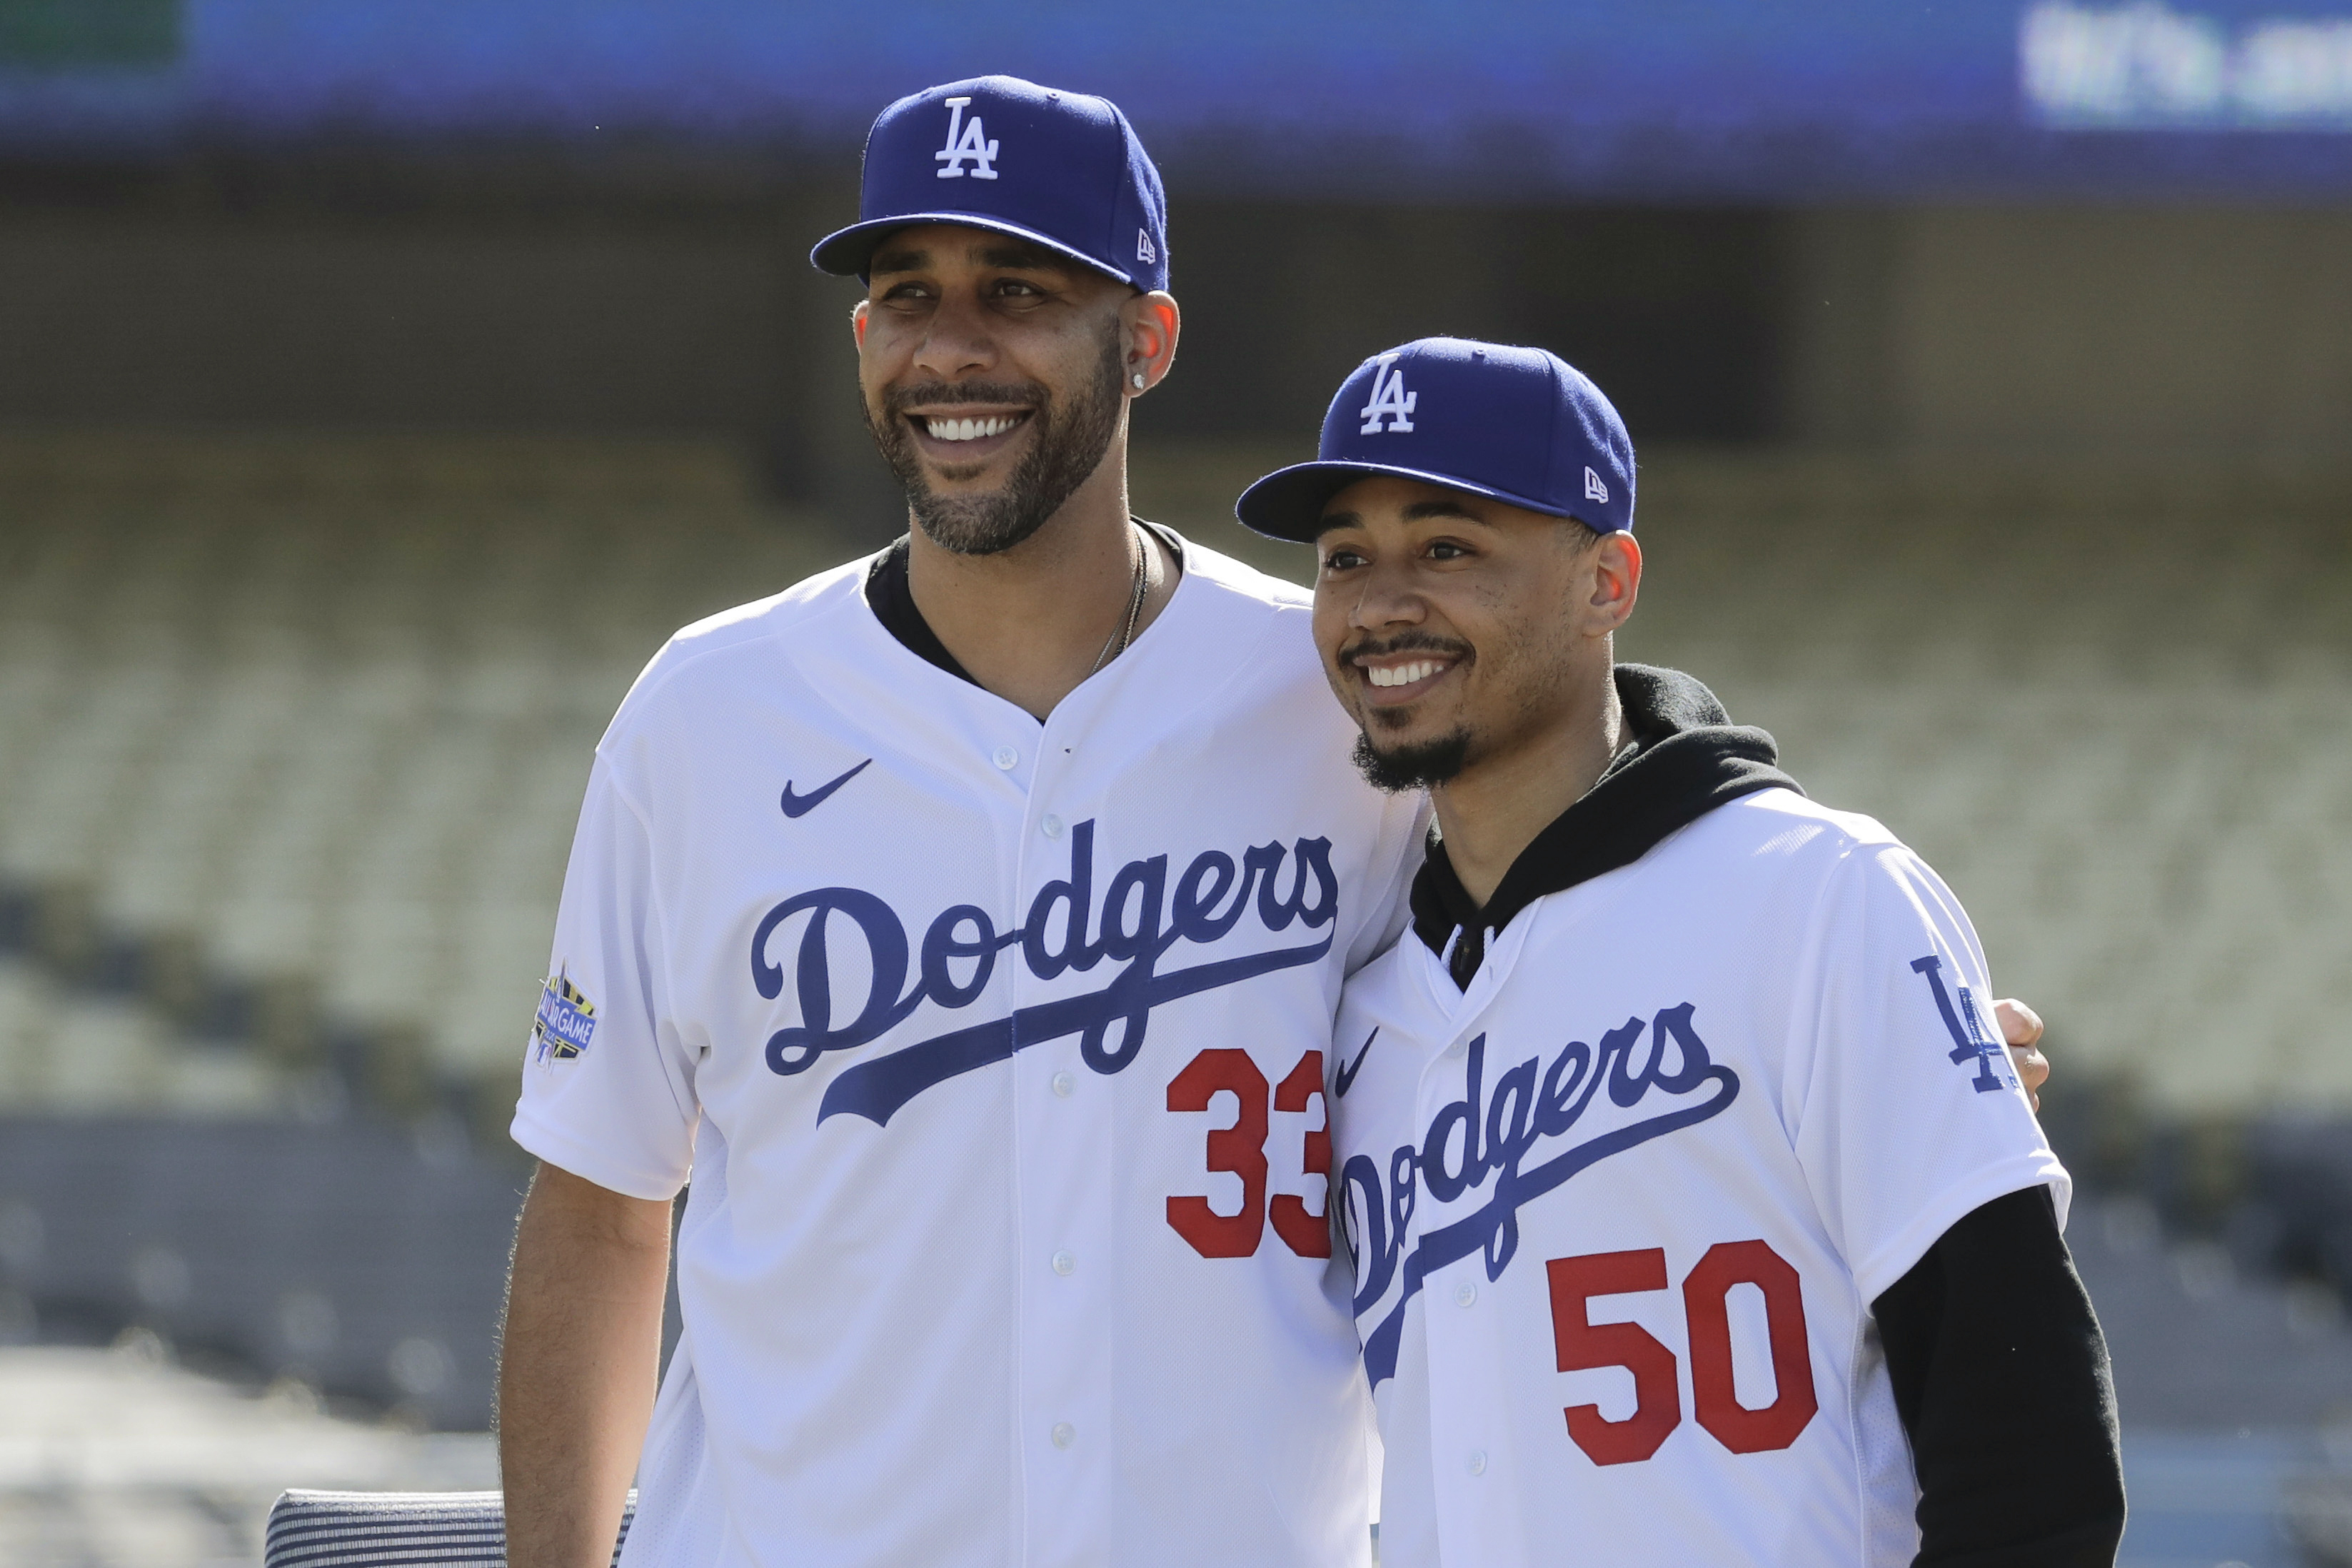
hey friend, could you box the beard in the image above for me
[1339,632,1479,793]
[1352,728,1473,793]
[862,326,1127,557]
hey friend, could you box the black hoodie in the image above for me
[1408,663,2126,1568]
[1411,664,1798,989]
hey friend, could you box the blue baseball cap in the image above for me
[810,76,1169,293]
[1236,338,1635,541]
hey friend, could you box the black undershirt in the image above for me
[862,522,1182,688]
[1878,1186,2126,1565]
[864,536,977,684]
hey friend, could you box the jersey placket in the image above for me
[1007,709,1118,1567]
[1409,917,1534,1568]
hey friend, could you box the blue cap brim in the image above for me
[1235,459,1590,543]
[810,212,1137,288]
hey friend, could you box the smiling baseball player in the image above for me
[496,81,2055,1568]
[1237,338,2124,1566]
[500,77,1426,1568]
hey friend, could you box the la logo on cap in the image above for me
[1358,355,1417,435]
[1584,466,1609,504]
[935,97,1000,180]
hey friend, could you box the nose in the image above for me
[1347,555,1428,635]
[912,288,999,383]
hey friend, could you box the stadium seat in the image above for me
[0,434,838,1114]
[0,436,2343,1120]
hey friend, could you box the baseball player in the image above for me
[1236,338,2124,1565]
[496,81,2054,1568]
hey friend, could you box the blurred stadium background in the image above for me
[1,1,2348,1563]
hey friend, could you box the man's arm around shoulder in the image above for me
[501,1160,675,1568]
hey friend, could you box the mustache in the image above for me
[1340,632,1474,664]
[885,381,1047,416]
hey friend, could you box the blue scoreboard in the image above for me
[3,0,2348,196]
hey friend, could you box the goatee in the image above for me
[1351,728,1472,793]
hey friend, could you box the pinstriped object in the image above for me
[264,1490,636,1568]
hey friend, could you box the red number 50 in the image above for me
[1546,1240,1817,1467]
[1165,1048,1330,1260]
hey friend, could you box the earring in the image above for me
[1131,373,1146,390]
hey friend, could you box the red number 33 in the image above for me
[1165,1048,1330,1259]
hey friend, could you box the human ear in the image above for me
[1122,291,1181,394]
[851,300,869,348]
[1586,532,1643,633]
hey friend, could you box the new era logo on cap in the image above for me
[810,76,1171,294]
[1235,337,1636,543]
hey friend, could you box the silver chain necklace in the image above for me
[1087,523,1150,677]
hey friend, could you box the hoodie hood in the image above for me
[1411,663,1801,986]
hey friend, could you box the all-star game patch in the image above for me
[533,967,598,1062]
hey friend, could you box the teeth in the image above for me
[926,415,1019,442]
[1367,660,1444,688]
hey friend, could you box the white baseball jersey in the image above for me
[1330,788,2067,1568]
[513,536,1424,1568]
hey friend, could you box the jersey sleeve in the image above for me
[509,750,700,1202]
[1345,793,1430,978]
[1788,840,2069,1305]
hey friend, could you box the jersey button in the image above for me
[1051,1422,1077,1449]
[1050,1071,1075,1098]
[1467,1450,1487,1477]
[1454,1281,1477,1307]
[992,745,1019,770]
[1051,1250,1077,1276]
[1041,813,1065,839]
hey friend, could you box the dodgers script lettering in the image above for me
[1345,1004,1740,1387]
[749,819,1340,1127]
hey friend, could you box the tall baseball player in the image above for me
[496,80,2054,1568]
[1237,337,2125,1565]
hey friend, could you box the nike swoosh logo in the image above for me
[1334,1026,1377,1097]
[780,758,873,819]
